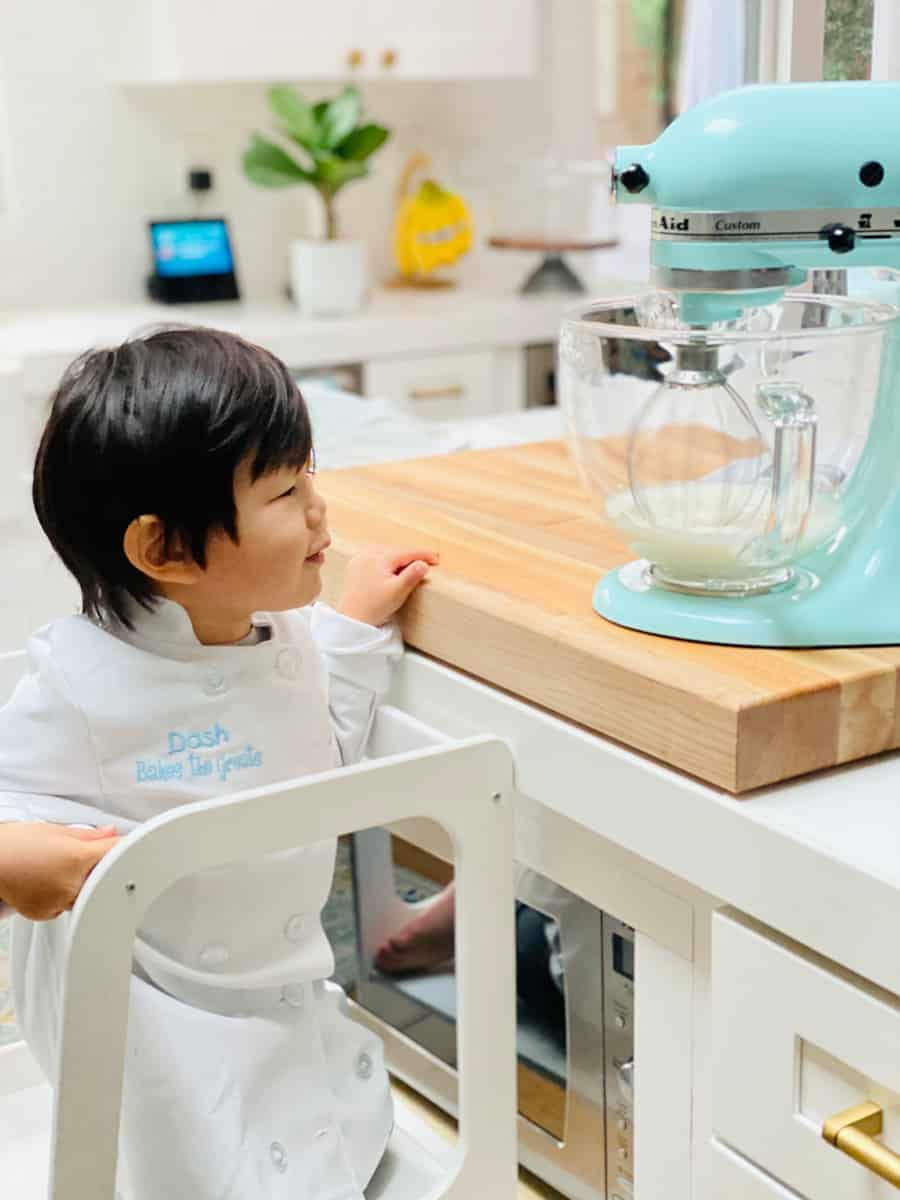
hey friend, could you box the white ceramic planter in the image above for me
[290,238,368,316]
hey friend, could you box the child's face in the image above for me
[197,456,330,618]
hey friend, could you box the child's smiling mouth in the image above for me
[305,537,331,565]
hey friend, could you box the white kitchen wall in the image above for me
[0,0,602,310]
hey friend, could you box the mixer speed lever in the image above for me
[820,223,856,254]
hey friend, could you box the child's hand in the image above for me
[0,822,119,920]
[336,545,440,628]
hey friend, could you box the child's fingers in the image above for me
[394,560,432,596]
[66,824,118,841]
[389,548,440,573]
[77,834,120,872]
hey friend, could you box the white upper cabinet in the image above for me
[112,0,537,84]
[366,0,537,79]
[113,0,363,84]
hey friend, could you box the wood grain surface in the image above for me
[318,440,900,794]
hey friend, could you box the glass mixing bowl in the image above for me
[559,293,900,597]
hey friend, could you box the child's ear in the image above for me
[123,515,201,585]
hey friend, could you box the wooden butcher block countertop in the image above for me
[317,440,900,795]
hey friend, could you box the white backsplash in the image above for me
[0,0,602,310]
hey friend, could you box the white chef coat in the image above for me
[2,597,402,1200]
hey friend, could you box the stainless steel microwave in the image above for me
[345,830,634,1200]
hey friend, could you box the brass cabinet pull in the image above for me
[822,1102,900,1188]
[408,385,465,402]
[347,48,365,68]
[381,48,398,68]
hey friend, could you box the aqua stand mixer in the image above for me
[559,81,900,647]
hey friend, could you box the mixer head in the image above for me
[611,82,900,325]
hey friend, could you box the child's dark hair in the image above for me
[33,326,313,627]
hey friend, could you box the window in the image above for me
[824,0,873,79]
[597,0,751,145]
[596,0,682,146]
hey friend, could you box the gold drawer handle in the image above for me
[382,48,398,68]
[347,48,365,68]
[408,385,465,402]
[823,1102,900,1188]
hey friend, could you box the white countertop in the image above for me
[308,384,563,469]
[0,278,644,399]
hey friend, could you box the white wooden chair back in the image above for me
[49,736,518,1200]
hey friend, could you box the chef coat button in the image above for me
[199,944,230,967]
[277,647,302,679]
[356,1051,374,1080]
[269,1141,288,1172]
[281,983,306,1009]
[203,665,227,695]
[284,914,308,942]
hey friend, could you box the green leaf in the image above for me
[267,85,319,148]
[318,86,362,149]
[336,123,390,162]
[315,151,369,192]
[242,134,313,188]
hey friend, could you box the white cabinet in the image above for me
[112,0,537,84]
[364,0,537,80]
[712,910,900,1200]
[710,1139,809,1200]
[364,348,522,421]
[116,0,360,84]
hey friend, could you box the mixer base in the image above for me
[594,556,900,648]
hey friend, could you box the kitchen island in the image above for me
[318,440,900,1200]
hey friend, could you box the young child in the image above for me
[0,327,437,1199]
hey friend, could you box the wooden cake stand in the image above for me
[487,234,619,294]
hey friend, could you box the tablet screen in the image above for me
[150,220,235,278]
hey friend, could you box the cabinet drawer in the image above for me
[712,910,900,1200]
[711,1139,808,1199]
[364,350,498,420]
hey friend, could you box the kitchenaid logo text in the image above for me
[655,215,765,234]
[713,218,761,232]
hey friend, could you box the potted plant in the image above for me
[243,84,390,315]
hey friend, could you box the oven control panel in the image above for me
[603,916,635,1200]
